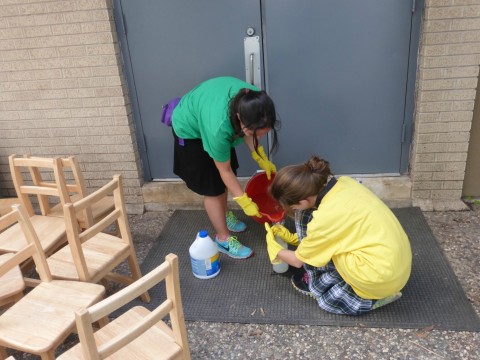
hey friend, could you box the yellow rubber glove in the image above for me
[265,223,284,264]
[234,193,262,218]
[251,146,277,180]
[271,224,299,246]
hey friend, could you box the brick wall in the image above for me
[0,0,144,213]
[1,1,479,212]
[411,0,480,210]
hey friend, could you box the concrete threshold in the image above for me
[142,175,414,212]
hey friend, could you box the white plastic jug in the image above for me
[272,235,289,273]
[189,230,221,279]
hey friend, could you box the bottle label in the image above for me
[190,252,220,277]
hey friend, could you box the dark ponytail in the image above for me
[229,88,280,154]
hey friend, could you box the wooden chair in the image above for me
[46,174,150,302]
[0,204,105,360]
[57,254,190,360]
[10,155,69,217]
[0,198,19,217]
[48,156,115,229]
[1,156,67,258]
[0,252,25,308]
[0,198,19,235]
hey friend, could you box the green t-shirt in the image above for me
[172,76,258,162]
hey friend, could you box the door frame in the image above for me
[401,0,424,174]
[113,0,152,180]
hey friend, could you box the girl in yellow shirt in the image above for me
[265,155,412,315]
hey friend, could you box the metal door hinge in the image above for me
[411,0,416,13]
[401,123,407,143]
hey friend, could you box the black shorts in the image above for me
[172,128,239,196]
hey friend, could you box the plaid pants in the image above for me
[295,210,374,315]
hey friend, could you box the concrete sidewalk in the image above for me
[125,208,480,360]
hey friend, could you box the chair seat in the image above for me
[49,194,115,227]
[47,232,130,282]
[0,280,104,353]
[57,306,183,360]
[0,253,25,307]
[0,215,66,254]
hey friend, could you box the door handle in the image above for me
[249,53,254,85]
[244,36,261,88]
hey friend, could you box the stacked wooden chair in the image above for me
[1,156,68,262]
[0,204,105,359]
[47,156,115,229]
[57,254,190,360]
[11,155,114,229]
[0,251,25,308]
[0,155,187,358]
[45,174,150,303]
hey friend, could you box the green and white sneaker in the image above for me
[372,292,402,310]
[226,211,247,232]
[215,235,253,259]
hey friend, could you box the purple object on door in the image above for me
[161,97,181,126]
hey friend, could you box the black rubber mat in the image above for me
[125,208,480,331]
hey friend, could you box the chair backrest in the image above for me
[60,156,89,199]
[62,174,129,281]
[74,254,190,360]
[0,204,53,282]
[60,156,97,228]
[8,155,71,217]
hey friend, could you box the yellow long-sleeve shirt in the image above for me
[295,176,412,299]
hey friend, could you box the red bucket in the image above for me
[245,172,285,224]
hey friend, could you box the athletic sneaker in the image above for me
[226,211,247,232]
[215,235,253,259]
[291,272,315,298]
[372,292,402,310]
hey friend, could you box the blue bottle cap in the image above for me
[199,230,208,238]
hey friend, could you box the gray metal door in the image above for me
[114,0,263,179]
[114,0,421,179]
[264,0,418,174]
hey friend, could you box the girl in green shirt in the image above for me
[172,76,279,259]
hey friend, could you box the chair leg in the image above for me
[40,349,56,360]
[127,255,150,303]
[0,346,9,359]
[100,278,112,293]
